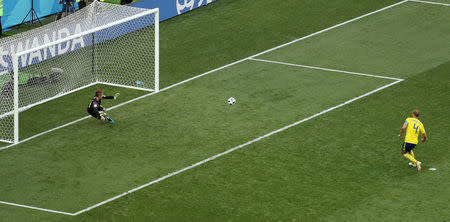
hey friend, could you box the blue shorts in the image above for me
[402,142,416,154]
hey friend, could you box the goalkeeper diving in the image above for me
[87,89,120,123]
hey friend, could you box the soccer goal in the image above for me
[0,1,159,144]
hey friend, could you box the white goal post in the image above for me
[0,1,159,144]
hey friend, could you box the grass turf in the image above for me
[0,0,449,221]
[258,1,450,78]
[0,60,393,212]
[74,61,449,222]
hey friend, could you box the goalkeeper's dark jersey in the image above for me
[87,95,114,119]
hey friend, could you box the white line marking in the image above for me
[97,82,154,92]
[72,79,404,216]
[249,0,409,59]
[0,82,98,120]
[0,116,91,151]
[0,0,408,152]
[249,58,403,81]
[0,61,250,152]
[0,0,408,215]
[0,201,75,216]
[0,139,13,144]
[409,0,450,6]
[0,59,247,151]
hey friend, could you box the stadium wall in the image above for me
[2,0,217,30]
[132,0,217,22]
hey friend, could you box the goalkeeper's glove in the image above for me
[114,92,120,100]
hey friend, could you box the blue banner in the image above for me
[0,0,218,75]
[2,0,217,30]
[2,0,64,29]
[132,0,217,22]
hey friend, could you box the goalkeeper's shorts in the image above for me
[87,108,101,120]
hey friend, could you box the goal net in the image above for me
[0,1,159,143]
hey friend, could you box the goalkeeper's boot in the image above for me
[105,115,114,124]
[416,161,422,171]
[108,117,114,124]
[408,162,417,167]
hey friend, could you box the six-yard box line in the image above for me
[1,0,447,216]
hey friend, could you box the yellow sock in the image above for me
[410,150,415,158]
[403,153,418,164]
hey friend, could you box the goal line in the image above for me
[0,0,411,216]
[0,2,160,144]
[0,0,410,151]
[0,78,404,216]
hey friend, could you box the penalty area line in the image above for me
[0,58,248,152]
[248,0,409,59]
[0,0,408,152]
[408,0,450,6]
[0,201,75,216]
[249,58,403,81]
[72,79,404,216]
[0,79,404,216]
[0,0,408,216]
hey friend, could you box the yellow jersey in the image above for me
[404,117,425,144]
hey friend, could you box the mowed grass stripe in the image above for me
[0,60,391,212]
[258,2,450,78]
[73,63,450,222]
[0,0,419,220]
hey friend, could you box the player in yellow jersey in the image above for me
[398,110,427,171]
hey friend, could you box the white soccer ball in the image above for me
[227,97,236,105]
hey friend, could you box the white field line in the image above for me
[0,82,98,120]
[0,201,75,216]
[0,116,92,151]
[72,79,404,216]
[0,58,248,152]
[97,82,154,92]
[0,79,405,216]
[249,58,403,81]
[0,139,13,144]
[0,0,408,152]
[0,0,408,215]
[409,0,450,6]
[248,0,409,59]
[0,59,250,152]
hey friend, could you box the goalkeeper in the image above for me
[87,89,120,123]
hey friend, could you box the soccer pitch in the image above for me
[0,0,449,221]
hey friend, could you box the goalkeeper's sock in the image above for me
[106,116,114,124]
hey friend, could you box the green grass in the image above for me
[0,60,392,212]
[79,61,448,222]
[0,0,449,221]
[18,84,147,138]
[258,1,450,78]
[0,19,155,143]
[430,0,450,3]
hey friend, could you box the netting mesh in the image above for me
[0,1,157,143]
